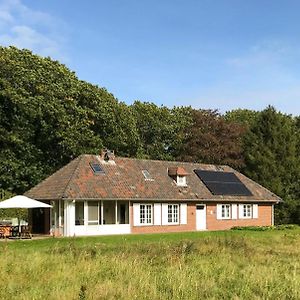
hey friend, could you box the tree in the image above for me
[242,106,300,224]
[131,101,192,160]
[225,108,260,128]
[0,47,108,193]
[176,109,246,168]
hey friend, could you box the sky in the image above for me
[1,0,300,115]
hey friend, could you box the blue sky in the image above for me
[1,0,300,114]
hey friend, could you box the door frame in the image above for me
[196,204,207,230]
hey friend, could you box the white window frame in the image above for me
[176,175,187,187]
[75,201,85,226]
[242,204,252,219]
[142,170,154,181]
[139,204,153,225]
[167,204,179,224]
[221,204,231,219]
[87,201,99,225]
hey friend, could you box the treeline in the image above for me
[0,46,299,224]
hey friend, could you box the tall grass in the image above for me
[0,230,299,299]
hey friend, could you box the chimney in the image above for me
[100,149,115,162]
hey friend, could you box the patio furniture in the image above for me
[10,226,20,238]
[21,225,32,239]
[0,226,5,238]
[0,225,11,238]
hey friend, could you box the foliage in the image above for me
[231,224,300,231]
[176,109,246,168]
[225,108,260,128]
[131,101,193,160]
[0,47,104,193]
[241,106,300,224]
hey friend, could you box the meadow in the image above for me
[0,228,299,300]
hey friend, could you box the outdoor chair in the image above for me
[0,227,5,238]
[21,225,32,239]
[10,226,20,238]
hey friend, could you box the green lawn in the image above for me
[1,229,300,299]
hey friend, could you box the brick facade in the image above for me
[130,202,273,233]
[206,203,273,230]
[130,202,196,234]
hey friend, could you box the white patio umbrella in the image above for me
[0,195,52,237]
[0,195,52,208]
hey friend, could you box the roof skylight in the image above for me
[142,170,153,181]
[90,163,105,174]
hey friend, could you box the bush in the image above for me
[231,224,299,231]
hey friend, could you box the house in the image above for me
[25,150,281,236]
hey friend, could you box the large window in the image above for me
[88,201,99,225]
[103,201,115,224]
[221,204,231,219]
[242,204,252,218]
[168,204,179,224]
[75,201,84,225]
[140,204,152,224]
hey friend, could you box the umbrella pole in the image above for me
[18,218,21,238]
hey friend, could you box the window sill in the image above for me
[135,223,153,227]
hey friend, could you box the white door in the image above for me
[196,204,206,230]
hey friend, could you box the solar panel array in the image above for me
[90,163,105,174]
[194,169,253,196]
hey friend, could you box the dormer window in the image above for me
[177,175,187,186]
[168,166,189,186]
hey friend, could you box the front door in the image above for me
[196,204,206,230]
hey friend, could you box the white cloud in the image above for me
[0,0,67,61]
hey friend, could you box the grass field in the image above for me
[0,229,300,300]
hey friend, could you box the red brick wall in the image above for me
[206,203,273,231]
[130,202,273,233]
[130,202,196,234]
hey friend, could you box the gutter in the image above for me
[58,197,280,203]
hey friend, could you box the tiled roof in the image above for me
[25,155,281,203]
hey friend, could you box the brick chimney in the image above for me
[100,149,115,162]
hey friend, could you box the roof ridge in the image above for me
[61,155,84,198]
[85,154,229,168]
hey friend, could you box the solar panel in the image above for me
[194,169,252,196]
[90,163,105,174]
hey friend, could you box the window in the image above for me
[90,163,105,174]
[221,204,231,219]
[142,170,153,181]
[88,201,99,225]
[75,201,84,225]
[177,175,187,186]
[140,204,152,224]
[168,204,179,224]
[243,204,252,218]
